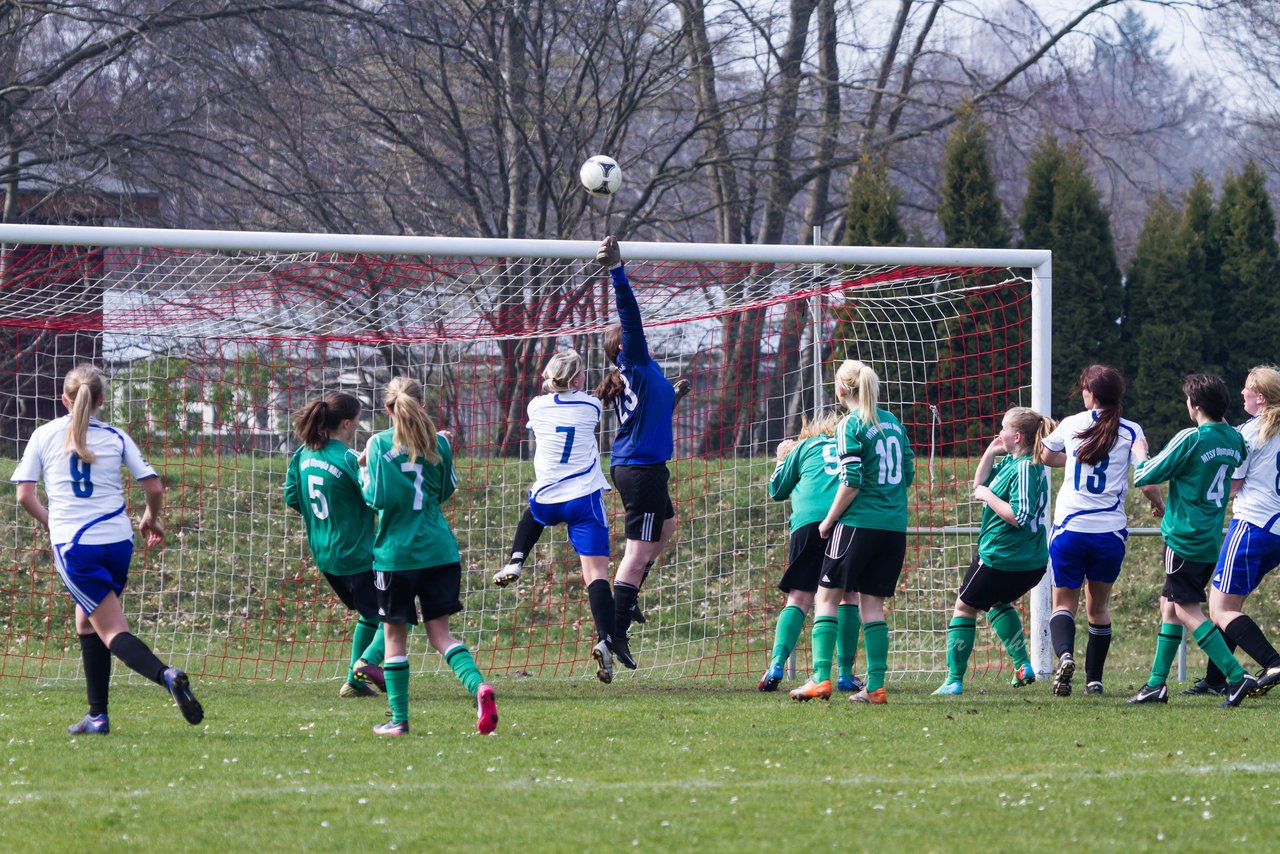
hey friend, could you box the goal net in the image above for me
[0,226,1050,683]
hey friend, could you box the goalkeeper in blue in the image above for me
[934,407,1054,697]
[12,364,202,734]
[284,392,387,699]
[790,360,914,705]
[1127,374,1257,708]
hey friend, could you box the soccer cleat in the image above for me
[1126,683,1169,704]
[1179,678,1227,697]
[1052,653,1076,697]
[492,562,523,587]
[476,683,498,734]
[1084,681,1104,696]
[1221,673,1259,708]
[788,679,832,702]
[339,679,378,698]
[354,661,386,693]
[163,668,204,725]
[836,674,866,693]
[630,601,647,625]
[1010,663,1036,687]
[850,687,887,704]
[67,713,109,735]
[1250,665,1280,698]
[610,636,638,670]
[372,719,409,736]
[757,661,784,692]
[592,640,614,684]
[932,681,963,696]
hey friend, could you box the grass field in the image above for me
[2,674,1278,852]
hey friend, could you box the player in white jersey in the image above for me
[1040,365,1164,697]
[11,365,203,734]
[1207,365,1280,695]
[496,350,622,683]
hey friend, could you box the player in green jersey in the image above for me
[359,377,498,735]
[1127,374,1257,707]
[284,392,386,699]
[760,413,864,694]
[934,407,1054,696]
[790,360,914,705]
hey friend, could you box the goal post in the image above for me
[0,223,1051,683]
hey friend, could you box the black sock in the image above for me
[108,632,167,685]
[1224,615,1280,670]
[1049,609,1076,659]
[639,561,653,590]
[509,508,545,563]
[79,632,112,716]
[587,580,616,644]
[614,582,639,640]
[1204,636,1235,687]
[1084,622,1112,684]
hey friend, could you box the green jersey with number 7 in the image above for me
[284,439,375,576]
[359,429,460,571]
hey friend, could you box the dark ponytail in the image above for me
[292,392,362,450]
[595,324,625,406]
[1075,365,1125,465]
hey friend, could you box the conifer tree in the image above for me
[938,104,1010,249]
[1018,136,1064,251]
[843,153,906,248]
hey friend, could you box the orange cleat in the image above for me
[850,687,887,704]
[788,679,832,701]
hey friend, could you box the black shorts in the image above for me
[1161,544,1215,604]
[819,525,907,598]
[957,555,1046,612]
[611,463,675,542]
[323,571,381,622]
[374,563,463,625]
[779,522,824,594]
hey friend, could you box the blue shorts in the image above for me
[1212,519,1280,596]
[528,490,610,557]
[53,539,134,615]
[1049,529,1127,589]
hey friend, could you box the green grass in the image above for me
[2,674,1278,851]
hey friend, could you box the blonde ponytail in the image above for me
[1246,365,1280,444]
[796,410,840,441]
[63,364,106,462]
[834,360,880,427]
[384,376,440,464]
[542,350,583,394]
[1005,407,1057,463]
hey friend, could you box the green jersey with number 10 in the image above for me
[835,409,915,532]
[284,439,375,576]
[768,435,840,531]
[360,429,460,572]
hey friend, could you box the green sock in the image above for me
[946,617,976,683]
[988,604,1030,671]
[1193,621,1245,684]
[863,620,888,691]
[349,619,383,680]
[1147,623,1184,688]
[445,644,485,696]
[770,605,806,666]
[837,603,862,679]
[810,616,838,683]
[384,659,410,724]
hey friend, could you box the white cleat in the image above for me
[492,562,523,587]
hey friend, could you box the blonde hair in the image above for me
[1247,365,1280,444]
[1005,406,1056,463]
[796,411,840,441]
[834,360,880,426]
[63,364,106,462]
[384,376,440,464]
[542,350,583,394]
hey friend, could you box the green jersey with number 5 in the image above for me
[978,454,1050,571]
[360,428,460,571]
[1134,422,1247,563]
[284,439,375,576]
[834,409,915,532]
[768,435,840,531]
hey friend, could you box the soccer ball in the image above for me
[579,155,622,197]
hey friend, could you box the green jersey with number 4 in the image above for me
[978,454,1050,571]
[768,435,840,531]
[1134,422,1247,563]
[284,439,375,576]
[360,428,460,572]
[835,409,915,532]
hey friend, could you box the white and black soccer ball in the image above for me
[579,155,622,197]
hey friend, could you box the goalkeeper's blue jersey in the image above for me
[607,264,676,467]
